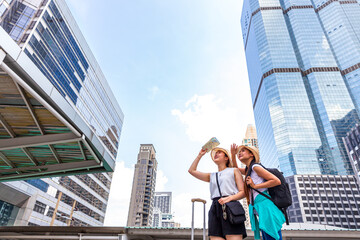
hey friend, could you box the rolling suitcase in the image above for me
[191,198,207,240]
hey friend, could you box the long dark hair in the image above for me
[243,159,256,205]
[244,169,251,205]
[225,153,231,167]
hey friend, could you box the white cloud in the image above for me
[104,161,133,226]
[155,169,168,192]
[172,94,246,147]
[104,163,169,226]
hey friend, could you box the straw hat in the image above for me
[238,145,260,162]
[210,147,233,167]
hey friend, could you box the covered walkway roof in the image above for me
[0,27,114,182]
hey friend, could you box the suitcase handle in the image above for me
[191,198,207,204]
[191,198,206,240]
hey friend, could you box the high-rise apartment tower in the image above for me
[127,144,158,227]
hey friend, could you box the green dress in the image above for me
[248,191,285,240]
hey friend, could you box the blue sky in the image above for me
[66,0,254,227]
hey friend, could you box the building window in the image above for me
[33,201,46,215]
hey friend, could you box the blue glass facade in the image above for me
[0,0,123,158]
[25,179,49,192]
[241,0,360,177]
[0,0,35,41]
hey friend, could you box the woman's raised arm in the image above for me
[188,149,210,182]
[246,166,281,189]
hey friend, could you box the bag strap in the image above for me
[250,187,273,202]
[215,172,223,198]
[282,208,290,225]
[246,163,257,222]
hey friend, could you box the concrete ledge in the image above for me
[0,226,359,240]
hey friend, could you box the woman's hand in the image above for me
[218,196,233,205]
[230,143,238,156]
[198,148,207,157]
[230,143,239,168]
[246,176,256,189]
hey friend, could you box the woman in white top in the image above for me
[188,147,247,240]
[230,144,285,240]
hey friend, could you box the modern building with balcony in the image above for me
[127,144,157,227]
[0,0,123,226]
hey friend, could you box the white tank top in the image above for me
[250,164,267,202]
[210,168,239,199]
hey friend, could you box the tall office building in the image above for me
[241,124,257,228]
[0,0,123,226]
[152,192,178,228]
[241,0,360,228]
[241,0,360,178]
[242,124,258,148]
[127,144,158,227]
[153,192,172,214]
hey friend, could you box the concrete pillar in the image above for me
[14,195,37,226]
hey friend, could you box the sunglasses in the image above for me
[222,204,227,220]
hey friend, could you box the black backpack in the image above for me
[245,161,292,225]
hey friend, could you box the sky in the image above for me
[65,0,254,227]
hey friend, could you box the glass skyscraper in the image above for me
[0,0,123,226]
[241,0,360,177]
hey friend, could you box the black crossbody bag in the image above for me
[215,172,246,224]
